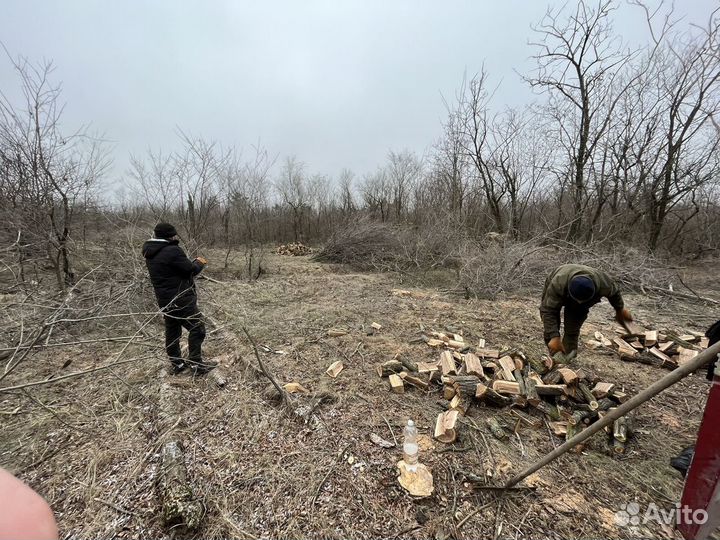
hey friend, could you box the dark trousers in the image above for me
[561,304,589,354]
[164,303,206,364]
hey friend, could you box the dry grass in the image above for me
[0,250,717,539]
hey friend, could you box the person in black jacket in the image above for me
[142,223,216,374]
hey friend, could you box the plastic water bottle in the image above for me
[403,419,419,471]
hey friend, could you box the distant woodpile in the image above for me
[275,243,313,256]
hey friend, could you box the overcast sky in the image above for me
[1,1,713,195]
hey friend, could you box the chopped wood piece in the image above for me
[498,356,516,381]
[591,382,615,399]
[649,347,673,364]
[594,331,612,347]
[463,353,484,378]
[525,377,540,406]
[613,337,637,357]
[326,361,344,378]
[491,380,521,395]
[486,417,507,440]
[443,384,456,400]
[427,338,445,347]
[528,357,549,375]
[439,351,457,375]
[369,433,394,448]
[658,341,675,353]
[678,347,699,367]
[514,369,527,395]
[475,383,513,407]
[399,358,418,372]
[446,339,465,349]
[679,334,701,343]
[629,339,644,350]
[399,371,430,391]
[327,328,348,337]
[397,460,434,497]
[585,339,603,350]
[283,382,309,394]
[476,348,500,359]
[578,382,599,410]
[700,337,709,349]
[549,421,568,436]
[388,374,404,394]
[417,361,440,373]
[609,389,628,403]
[371,322,382,330]
[535,384,567,396]
[557,368,578,385]
[542,370,563,385]
[434,410,459,443]
[613,416,629,443]
[621,320,645,335]
[478,338,486,348]
[376,360,404,377]
[449,394,470,415]
[452,334,464,343]
[644,330,658,347]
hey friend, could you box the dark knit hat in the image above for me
[154,222,178,239]
[568,275,596,303]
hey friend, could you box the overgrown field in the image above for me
[0,251,717,539]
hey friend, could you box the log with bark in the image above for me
[475,383,513,407]
[486,417,507,440]
[434,410,459,443]
[376,360,404,377]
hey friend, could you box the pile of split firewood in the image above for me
[377,330,634,454]
[587,321,709,371]
[275,243,313,256]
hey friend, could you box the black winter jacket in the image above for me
[142,239,204,310]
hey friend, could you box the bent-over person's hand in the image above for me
[548,336,565,355]
[195,256,208,266]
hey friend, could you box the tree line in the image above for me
[0,1,718,290]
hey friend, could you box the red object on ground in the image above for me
[678,355,720,540]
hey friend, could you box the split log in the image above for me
[447,339,466,350]
[417,361,440,374]
[525,377,540,406]
[609,389,628,403]
[283,382,309,394]
[549,421,568,436]
[376,360,404,377]
[475,383,513,407]
[557,368,578,385]
[443,385,456,400]
[542,370,563,385]
[434,410,459,443]
[629,339,644,350]
[621,320,645,335]
[463,353,484,378]
[498,356,516,381]
[535,384,566,396]
[400,358,418,372]
[449,393,470,415]
[527,357,548,376]
[591,382,615,399]
[439,351,457,375]
[514,369,527,395]
[613,337,637,357]
[578,382,599,410]
[427,338,445,347]
[486,417,507,440]
[476,348,500,358]
[658,341,676,353]
[649,347,673,365]
[371,322,382,330]
[399,371,429,391]
[491,380,521,395]
[594,331,612,347]
[678,347,699,367]
[326,361,344,378]
[388,374,404,393]
[327,328,349,337]
[452,378,481,397]
[644,330,658,347]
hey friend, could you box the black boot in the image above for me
[169,359,187,375]
[187,359,218,375]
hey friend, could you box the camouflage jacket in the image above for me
[540,264,624,340]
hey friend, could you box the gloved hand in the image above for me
[195,256,208,266]
[548,336,565,355]
[615,308,633,323]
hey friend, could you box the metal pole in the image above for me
[505,341,720,488]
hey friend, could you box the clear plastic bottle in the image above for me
[403,419,419,471]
